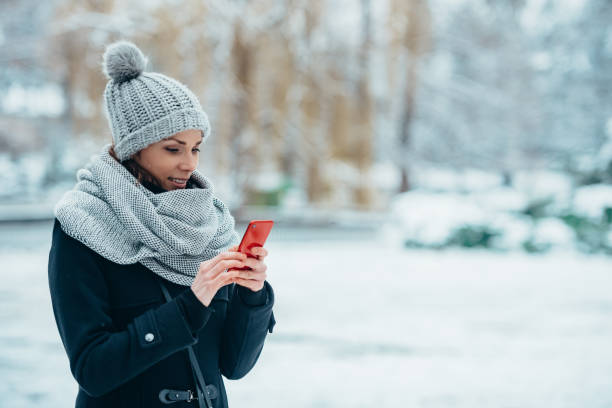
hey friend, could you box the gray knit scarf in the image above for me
[54,143,240,286]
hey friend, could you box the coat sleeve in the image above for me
[219,281,276,380]
[47,222,213,398]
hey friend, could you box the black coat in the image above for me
[48,218,276,407]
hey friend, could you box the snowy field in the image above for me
[1,220,612,407]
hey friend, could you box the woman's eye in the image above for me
[165,148,200,153]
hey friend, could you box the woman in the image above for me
[48,40,276,408]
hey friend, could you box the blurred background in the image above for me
[1,0,611,407]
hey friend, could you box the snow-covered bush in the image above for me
[523,217,575,253]
[387,177,611,253]
[572,184,612,220]
[561,184,612,254]
[446,224,503,249]
[488,213,533,250]
[389,190,492,248]
[513,170,573,216]
[388,188,535,251]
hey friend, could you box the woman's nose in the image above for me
[179,153,198,171]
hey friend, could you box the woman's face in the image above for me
[132,128,203,191]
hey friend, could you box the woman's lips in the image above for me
[169,177,187,188]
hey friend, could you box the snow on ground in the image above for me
[1,222,612,407]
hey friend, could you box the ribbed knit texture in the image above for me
[54,143,240,286]
[101,41,211,162]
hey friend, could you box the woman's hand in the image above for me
[191,249,248,307]
[227,245,268,292]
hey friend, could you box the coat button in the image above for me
[144,333,155,342]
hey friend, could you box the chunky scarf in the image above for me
[54,143,240,286]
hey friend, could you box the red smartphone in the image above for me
[235,220,274,270]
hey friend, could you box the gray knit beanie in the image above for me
[101,40,211,162]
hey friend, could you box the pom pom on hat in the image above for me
[102,40,148,83]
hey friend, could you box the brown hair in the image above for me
[108,144,164,190]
